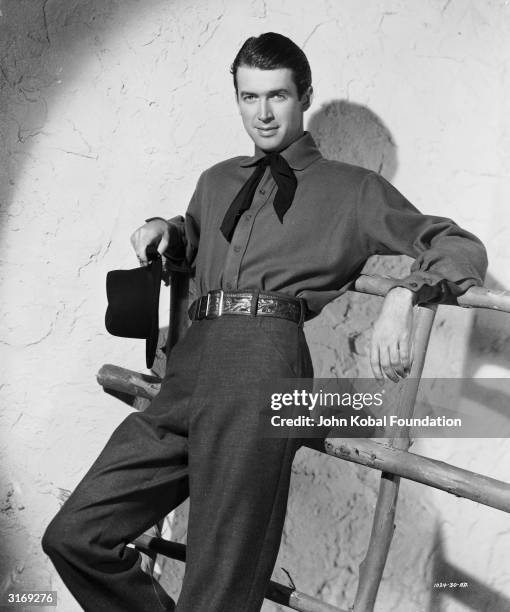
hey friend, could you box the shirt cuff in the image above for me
[387,270,482,305]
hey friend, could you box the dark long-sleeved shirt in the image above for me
[163,132,487,318]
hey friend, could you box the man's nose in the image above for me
[257,99,274,122]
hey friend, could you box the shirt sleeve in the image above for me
[145,174,202,273]
[356,172,488,304]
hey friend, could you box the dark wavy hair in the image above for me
[230,32,312,98]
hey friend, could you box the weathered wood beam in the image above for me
[133,535,348,612]
[96,364,161,400]
[353,305,437,612]
[451,285,510,312]
[97,363,510,514]
[320,437,510,514]
[98,272,510,612]
[266,584,348,612]
[353,274,510,312]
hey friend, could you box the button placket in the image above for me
[222,168,275,290]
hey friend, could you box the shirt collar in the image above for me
[239,131,323,171]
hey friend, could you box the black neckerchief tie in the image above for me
[220,152,297,242]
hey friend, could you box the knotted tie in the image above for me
[220,152,297,242]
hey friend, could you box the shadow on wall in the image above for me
[429,525,510,612]
[304,100,404,380]
[306,100,509,611]
[0,0,164,236]
[0,0,167,598]
[309,101,510,414]
[306,99,404,379]
[462,274,510,419]
[308,100,398,181]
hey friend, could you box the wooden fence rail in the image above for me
[134,535,348,612]
[96,273,510,612]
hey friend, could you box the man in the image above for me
[42,33,487,611]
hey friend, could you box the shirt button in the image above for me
[226,282,233,290]
[245,214,252,221]
[259,188,265,195]
[233,245,241,253]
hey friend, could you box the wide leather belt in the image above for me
[189,290,307,326]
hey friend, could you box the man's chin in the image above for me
[250,131,303,154]
[253,137,284,153]
[248,131,284,152]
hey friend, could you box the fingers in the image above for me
[137,247,149,267]
[136,250,148,267]
[392,344,405,380]
[371,288,414,383]
[371,337,413,383]
[381,345,399,383]
[157,234,170,257]
[370,342,383,381]
[130,220,168,266]
[370,341,402,382]
[130,227,148,266]
[398,339,413,375]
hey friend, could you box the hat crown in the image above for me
[105,257,162,368]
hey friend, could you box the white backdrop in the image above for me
[1,1,509,610]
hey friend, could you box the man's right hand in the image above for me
[130,219,170,266]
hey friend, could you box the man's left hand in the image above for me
[370,287,415,382]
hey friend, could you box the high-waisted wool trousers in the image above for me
[42,313,314,612]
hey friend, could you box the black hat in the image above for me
[105,247,162,369]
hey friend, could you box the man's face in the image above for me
[235,65,312,152]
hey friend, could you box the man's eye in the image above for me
[272,94,286,101]
[243,95,256,102]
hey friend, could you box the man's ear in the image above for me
[301,86,314,112]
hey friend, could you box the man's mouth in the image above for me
[256,127,278,135]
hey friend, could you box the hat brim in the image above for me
[146,256,162,369]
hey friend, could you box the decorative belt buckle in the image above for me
[205,293,212,318]
[205,290,224,319]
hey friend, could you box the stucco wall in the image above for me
[1,1,509,610]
